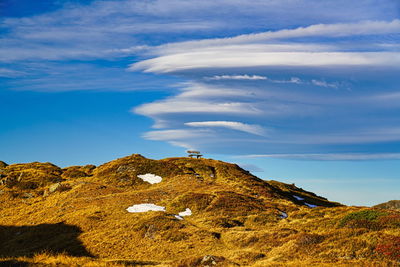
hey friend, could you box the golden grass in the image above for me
[0,154,399,266]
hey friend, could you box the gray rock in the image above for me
[201,255,218,266]
[49,182,62,193]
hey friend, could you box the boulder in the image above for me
[48,183,62,193]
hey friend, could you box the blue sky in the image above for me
[1,0,399,206]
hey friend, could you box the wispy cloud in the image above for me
[203,75,340,88]
[131,51,400,73]
[236,163,264,172]
[271,77,302,84]
[142,129,214,149]
[0,68,25,78]
[269,77,339,88]
[205,74,267,80]
[130,15,400,158]
[5,1,397,62]
[236,153,400,160]
[143,129,213,140]
[135,99,261,117]
[311,79,338,88]
[2,0,400,161]
[185,121,268,136]
[143,20,400,56]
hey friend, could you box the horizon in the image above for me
[1,0,399,207]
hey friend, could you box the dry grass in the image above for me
[0,154,399,266]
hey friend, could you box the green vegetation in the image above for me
[339,209,388,229]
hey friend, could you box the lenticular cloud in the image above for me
[131,19,400,159]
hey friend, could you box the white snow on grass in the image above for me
[174,215,184,220]
[293,195,304,201]
[137,173,162,184]
[279,211,288,218]
[126,203,166,213]
[178,208,192,217]
[304,202,318,208]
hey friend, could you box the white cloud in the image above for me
[311,79,338,88]
[135,99,261,116]
[185,121,267,136]
[143,129,213,141]
[236,153,400,160]
[149,19,400,53]
[237,19,400,42]
[289,127,400,144]
[130,19,400,74]
[236,163,264,172]
[0,68,25,78]
[131,51,400,73]
[202,75,340,89]
[205,74,268,80]
[271,77,303,84]
[273,77,340,88]
[5,1,396,62]
[177,82,259,99]
[4,0,399,161]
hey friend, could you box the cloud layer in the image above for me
[131,17,400,158]
[2,0,400,159]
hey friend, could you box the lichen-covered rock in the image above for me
[48,183,62,193]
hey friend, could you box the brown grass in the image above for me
[0,154,399,266]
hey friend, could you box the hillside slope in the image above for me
[374,200,400,210]
[0,155,399,266]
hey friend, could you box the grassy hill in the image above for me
[374,200,400,211]
[0,155,399,266]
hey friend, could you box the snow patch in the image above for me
[293,195,304,201]
[174,215,183,220]
[126,203,165,213]
[137,173,162,184]
[305,202,318,208]
[178,208,192,217]
[279,211,288,218]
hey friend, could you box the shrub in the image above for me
[339,210,387,229]
[375,236,400,260]
[378,214,400,228]
[296,233,325,246]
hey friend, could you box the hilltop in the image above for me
[374,200,400,210]
[0,155,399,266]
